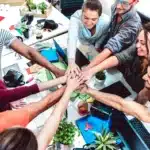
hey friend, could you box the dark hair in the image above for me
[143,22,150,54]
[0,127,38,150]
[82,0,102,16]
[140,22,150,73]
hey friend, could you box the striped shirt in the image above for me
[0,29,16,79]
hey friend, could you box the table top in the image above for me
[2,33,150,149]
[0,5,69,46]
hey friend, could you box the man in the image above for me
[83,0,141,71]
[81,65,150,123]
[0,29,65,78]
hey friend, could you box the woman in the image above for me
[83,22,150,92]
[0,74,84,150]
[67,0,110,75]
[0,75,66,111]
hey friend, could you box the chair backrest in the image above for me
[60,0,84,18]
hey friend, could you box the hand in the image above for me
[10,100,27,109]
[54,69,65,78]
[82,69,95,81]
[80,84,89,93]
[67,73,85,91]
[81,65,91,72]
[66,62,81,76]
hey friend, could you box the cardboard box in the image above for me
[0,0,25,6]
[20,2,52,18]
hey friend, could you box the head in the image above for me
[82,0,102,29]
[0,127,38,150]
[142,22,150,89]
[115,0,138,15]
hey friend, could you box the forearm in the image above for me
[88,48,112,69]
[0,84,39,105]
[87,88,150,122]
[23,87,66,122]
[38,76,66,91]
[37,87,73,150]
[90,56,119,75]
[27,47,60,73]
[10,39,60,74]
[87,88,124,111]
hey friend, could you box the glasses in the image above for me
[117,0,136,8]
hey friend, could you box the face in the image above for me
[136,30,148,57]
[82,8,99,30]
[142,33,150,89]
[116,0,135,15]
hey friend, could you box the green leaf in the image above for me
[96,143,103,150]
[103,145,106,150]
[105,140,116,145]
[106,145,117,150]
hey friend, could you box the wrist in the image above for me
[66,86,74,93]
[68,58,75,65]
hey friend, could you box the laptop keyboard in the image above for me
[130,118,150,148]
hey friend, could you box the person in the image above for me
[67,0,110,75]
[80,23,150,123]
[83,22,150,92]
[0,29,65,79]
[83,0,141,72]
[0,75,66,111]
[0,86,65,132]
[0,73,84,150]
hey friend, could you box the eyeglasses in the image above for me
[116,0,136,8]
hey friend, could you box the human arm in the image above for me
[10,39,65,77]
[66,10,81,75]
[37,73,84,150]
[0,87,65,132]
[37,75,66,91]
[84,48,112,70]
[82,55,119,80]
[82,43,137,80]
[82,87,150,123]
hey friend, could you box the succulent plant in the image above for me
[93,129,118,150]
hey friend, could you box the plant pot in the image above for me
[55,143,72,150]
[23,29,29,38]
[93,76,105,90]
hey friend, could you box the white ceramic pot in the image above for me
[93,75,105,90]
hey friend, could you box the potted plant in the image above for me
[37,2,48,14]
[94,71,106,89]
[53,119,79,149]
[92,129,118,150]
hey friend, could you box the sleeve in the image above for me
[115,44,137,66]
[0,29,16,47]
[95,16,110,48]
[0,84,39,105]
[67,11,81,60]
[0,109,30,132]
[104,20,141,53]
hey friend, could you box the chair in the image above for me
[60,0,84,18]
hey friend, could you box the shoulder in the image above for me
[71,10,82,19]
[100,13,110,24]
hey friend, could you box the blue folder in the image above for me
[76,115,111,144]
[40,48,59,62]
